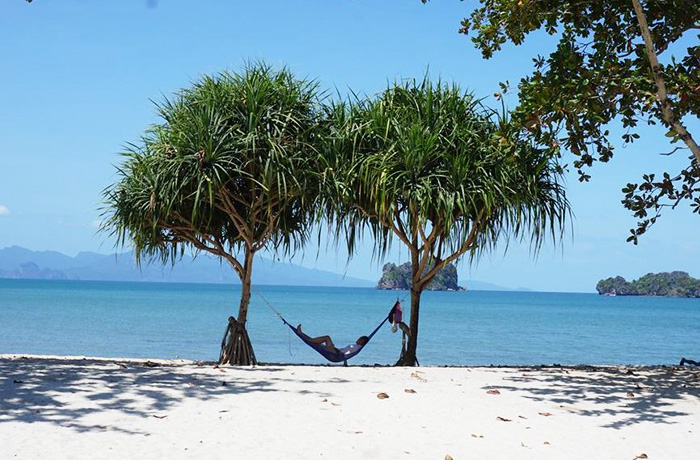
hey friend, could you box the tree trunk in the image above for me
[395,286,422,366]
[396,254,422,366]
[218,248,257,365]
[237,249,254,325]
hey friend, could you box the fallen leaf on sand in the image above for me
[518,415,528,419]
[331,402,341,406]
[377,392,389,399]
[355,431,363,434]
[633,454,648,460]
[539,412,554,417]
[544,441,550,445]
[487,389,501,395]
[471,434,484,438]
[322,398,328,402]
[405,389,417,393]
[219,369,226,373]
[411,372,426,382]
[153,415,167,419]
[521,442,528,447]
[445,455,454,460]
[497,416,512,422]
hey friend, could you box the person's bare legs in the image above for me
[296,325,336,351]
[310,335,335,351]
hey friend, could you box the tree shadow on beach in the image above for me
[490,365,700,429]
[0,356,351,434]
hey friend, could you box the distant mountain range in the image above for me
[0,246,373,287]
[0,246,517,291]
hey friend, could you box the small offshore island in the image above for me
[377,262,465,291]
[596,271,700,298]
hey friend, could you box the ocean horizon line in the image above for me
[0,277,595,295]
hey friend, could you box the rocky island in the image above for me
[596,271,700,298]
[377,262,465,291]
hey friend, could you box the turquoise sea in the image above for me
[2,279,699,366]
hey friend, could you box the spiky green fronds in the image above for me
[103,62,321,270]
[320,76,570,270]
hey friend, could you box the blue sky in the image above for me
[1,0,698,292]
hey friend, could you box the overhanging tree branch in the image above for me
[632,0,700,163]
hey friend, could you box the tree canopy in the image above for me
[321,77,569,365]
[454,0,700,242]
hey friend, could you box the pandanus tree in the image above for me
[321,78,570,366]
[103,63,320,365]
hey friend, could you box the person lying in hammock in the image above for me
[296,325,369,356]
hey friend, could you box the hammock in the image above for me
[284,315,389,364]
[257,291,395,364]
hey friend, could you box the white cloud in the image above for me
[0,205,9,216]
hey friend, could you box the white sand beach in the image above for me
[1,355,698,460]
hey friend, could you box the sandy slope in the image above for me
[1,355,698,459]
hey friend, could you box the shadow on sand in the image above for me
[0,356,350,433]
[491,365,700,429]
